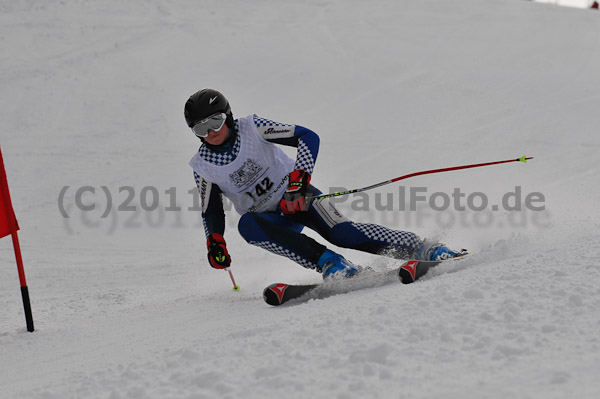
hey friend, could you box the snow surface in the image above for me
[534,0,595,10]
[1,0,600,398]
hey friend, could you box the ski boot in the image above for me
[317,249,360,279]
[415,242,468,261]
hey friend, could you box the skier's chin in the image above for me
[204,127,229,146]
[205,135,227,146]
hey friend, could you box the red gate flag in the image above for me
[0,145,34,332]
[0,148,20,238]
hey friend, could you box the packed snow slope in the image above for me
[1,0,600,398]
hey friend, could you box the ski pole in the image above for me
[311,155,533,201]
[225,268,240,291]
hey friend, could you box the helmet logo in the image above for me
[209,96,217,104]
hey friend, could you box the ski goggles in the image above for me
[191,113,227,138]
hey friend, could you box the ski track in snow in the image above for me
[2,0,600,398]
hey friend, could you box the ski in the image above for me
[398,252,472,283]
[263,283,320,306]
[398,260,443,284]
[263,254,472,306]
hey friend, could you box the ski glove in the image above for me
[206,233,231,269]
[280,169,311,214]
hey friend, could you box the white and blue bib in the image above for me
[189,114,295,214]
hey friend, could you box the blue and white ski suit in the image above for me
[189,115,420,271]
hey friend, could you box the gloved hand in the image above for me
[206,233,231,269]
[280,169,311,214]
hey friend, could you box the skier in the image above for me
[185,88,465,278]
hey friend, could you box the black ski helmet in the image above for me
[184,89,234,132]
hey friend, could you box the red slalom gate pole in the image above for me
[11,231,34,331]
[0,146,34,332]
[312,155,533,201]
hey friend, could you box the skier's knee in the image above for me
[328,222,356,248]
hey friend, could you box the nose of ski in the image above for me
[399,249,471,284]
